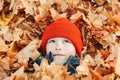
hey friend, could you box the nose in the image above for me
[55,41,62,51]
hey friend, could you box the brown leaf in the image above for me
[0,66,7,79]
[0,0,4,11]
[114,44,120,76]
[0,37,8,52]
[15,39,41,63]
[90,69,104,80]
[0,56,10,70]
[111,14,120,25]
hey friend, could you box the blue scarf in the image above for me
[36,52,80,75]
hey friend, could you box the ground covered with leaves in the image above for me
[0,0,120,80]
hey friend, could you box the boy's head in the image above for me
[41,18,83,64]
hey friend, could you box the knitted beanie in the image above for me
[41,18,83,56]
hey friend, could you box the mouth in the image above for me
[53,54,65,56]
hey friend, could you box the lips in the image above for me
[53,54,65,56]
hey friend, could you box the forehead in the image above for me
[48,37,69,41]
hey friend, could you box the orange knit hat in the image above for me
[41,18,83,56]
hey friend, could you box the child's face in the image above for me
[46,37,76,65]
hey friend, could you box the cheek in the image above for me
[46,43,55,54]
[63,45,76,56]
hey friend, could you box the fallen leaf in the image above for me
[0,0,4,11]
[0,37,8,52]
[15,39,41,63]
[0,66,7,79]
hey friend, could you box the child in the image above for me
[36,17,83,74]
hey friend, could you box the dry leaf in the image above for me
[84,54,96,66]
[34,7,46,22]
[13,28,23,41]
[103,73,115,80]
[20,0,36,15]
[0,0,4,11]
[15,39,41,63]
[3,32,13,42]
[0,0,120,79]
[0,11,14,26]
[61,2,68,12]
[39,0,51,10]
[41,76,52,80]
[111,14,120,25]
[0,26,8,35]
[70,11,82,22]
[10,66,25,80]
[49,8,60,20]
[75,59,92,80]
[94,0,107,5]
[33,63,40,71]
[90,69,104,80]
[0,37,8,52]
[88,12,107,28]
[0,56,10,70]
[0,66,7,79]
[94,51,105,67]
[114,44,120,76]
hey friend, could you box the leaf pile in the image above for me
[0,0,120,80]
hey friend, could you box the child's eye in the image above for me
[48,40,55,43]
[64,40,71,43]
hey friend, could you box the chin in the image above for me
[55,61,64,65]
[54,58,65,65]
[53,56,67,65]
